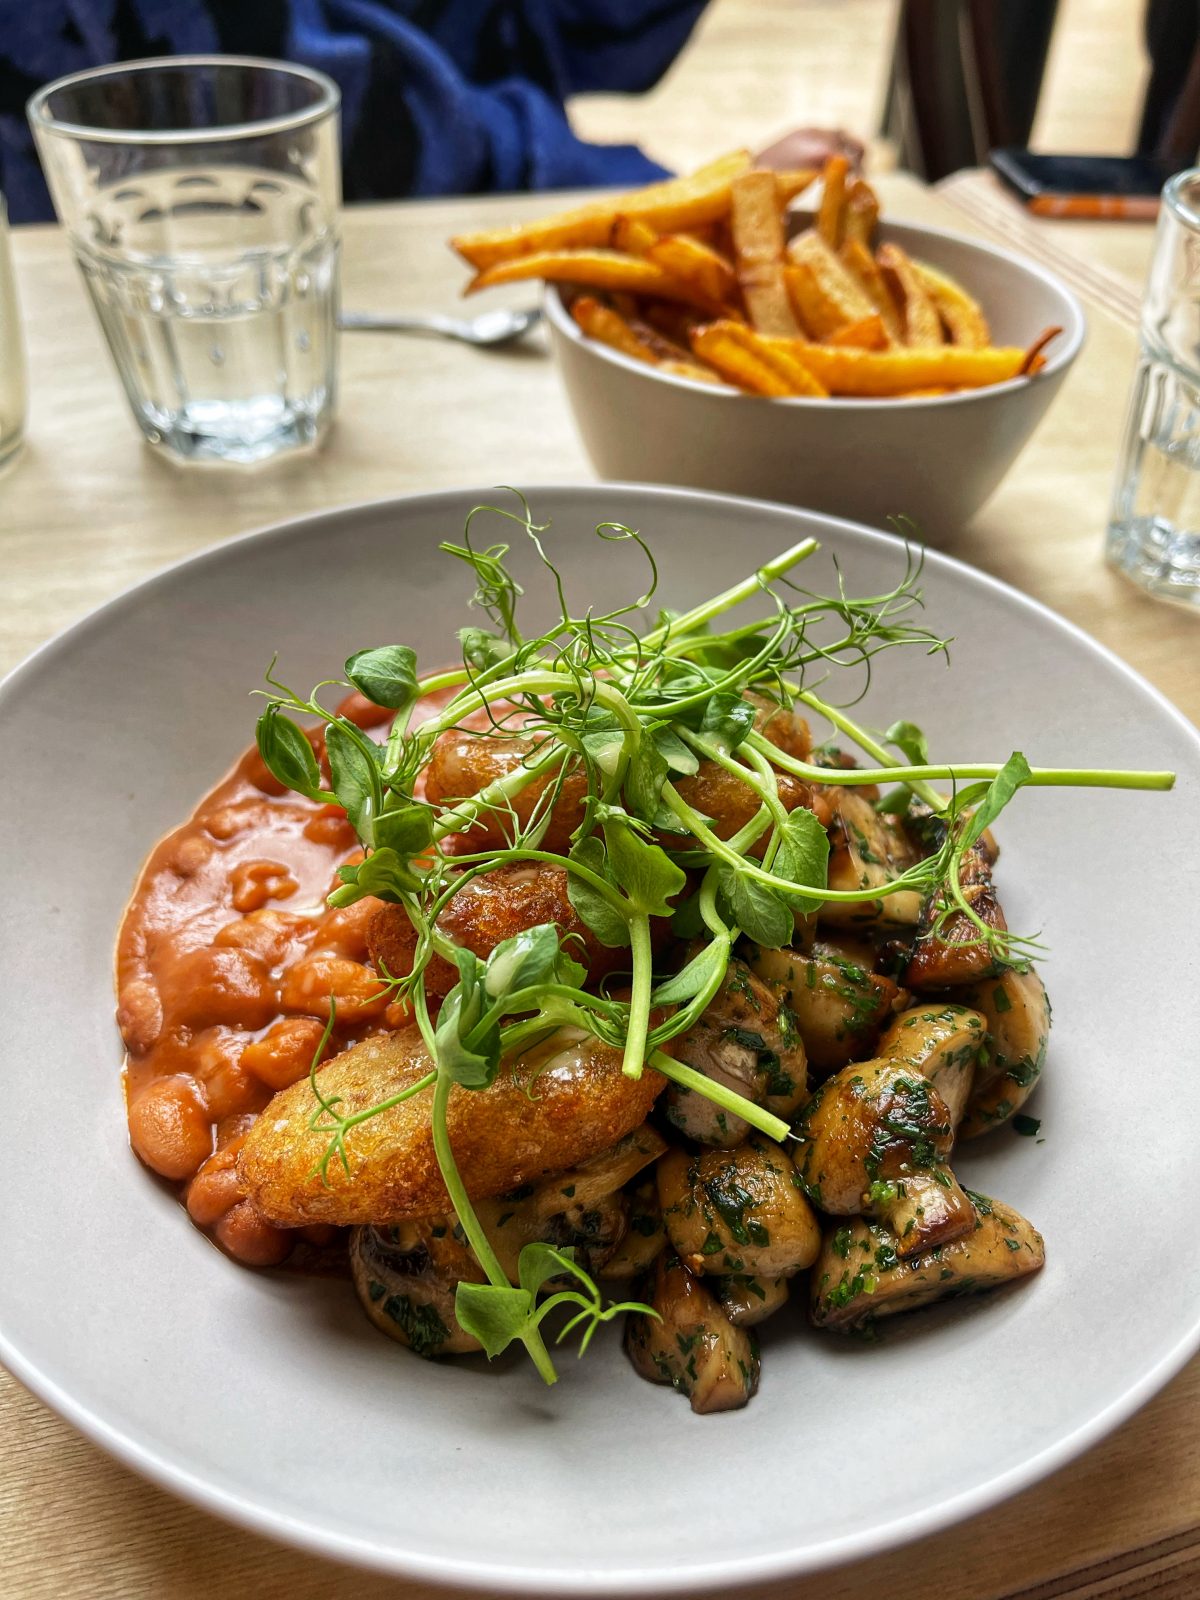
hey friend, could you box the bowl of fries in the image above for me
[451,154,1085,533]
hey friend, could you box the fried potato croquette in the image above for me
[239,1026,666,1226]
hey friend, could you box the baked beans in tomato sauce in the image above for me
[116,688,449,1267]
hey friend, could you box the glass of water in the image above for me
[28,56,340,466]
[1107,167,1200,605]
[1,192,27,468]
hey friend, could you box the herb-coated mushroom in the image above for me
[657,1136,821,1279]
[746,937,906,1074]
[351,1219,484,1357]
[712,1272,790,1326]
[960,967,1050,1137]
[818,787,924,932]
[876,1003,986,1132]
[663,958,808,1145]
[810,1193,1045,1330]
[794,1060,975,1256]
[625,1254,760,1412]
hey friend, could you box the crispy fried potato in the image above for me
[647,233,738,305]
[911,261,991,348]
[817,154,850,248]
[877,242,943,347]
[691,321,828,397]
[571,294,660,364]
[826,313,888,350]
[465,249,724,311]
[839,238,904,343]
[843,176,880,248]
[784,232,876,336]
[1020,325,1062,374]
[730,171,801,336]
[661,358,731,386]
[450,151,752,270]
[610,214,659,257]
[776,167,819,205]
[239,1026,666,1226]
[769,339,1028,395]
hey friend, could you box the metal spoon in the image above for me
[338,305,542,346]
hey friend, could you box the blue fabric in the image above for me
[0,0,705,223]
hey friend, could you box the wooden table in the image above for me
[1,175,1197,1600]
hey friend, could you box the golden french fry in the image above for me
[1019,325,1062,374]
[817,155,850,249]
[839,238,904,343]
[910,261,991,347]
[466,249,725,311]
[895,387,953,398]
[693,321,828,397]
[785,233,877,336]
[450,151,752,269]
[842,177,880,248]
[626,316,695,364]
[570,295,661,365]
[639,300,704,347]
[776,167,819,205]
[647,233,738,305]
[730,171,801,336]
[611,214,659,257]
[660,359,732,386]
[877,243,943,348]
[825,313,889,350]
[767,340,1029,395]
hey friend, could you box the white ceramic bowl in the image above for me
[545,218,1086,535]
[1,485,1197,1594]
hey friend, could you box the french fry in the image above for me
[826,313,889,350]
[730,171,800,336]
[647,233,738,306]
[839,238,904,343]
[842,177,880,249]
[877,243,943,348]
[639,300,705,347]
[610,215,659,257]
[911,262,990,348]
[1019,326,1062,374]
[817,155,850,249]
[692,321,828,396]
[785,232,877,336]
[766,340,1029,395]
[466,249,726,312]
[660,359,731,387]
[627,316,696,365]
[450,151,752,269]
[776,168,819,205]
[570,296,660,365]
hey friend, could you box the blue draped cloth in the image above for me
[0,0,704,223]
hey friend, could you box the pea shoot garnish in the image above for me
[253,495,1173,1383]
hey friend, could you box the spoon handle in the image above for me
[338,311,457,335]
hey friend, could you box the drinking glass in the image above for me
[0,193,27,468]
[28,56,340,466]
[1107,167,1200,605]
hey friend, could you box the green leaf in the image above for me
[372,803,435,858]
[566,838,631,949]
[670,891,706,938]
[344,645,419,712]
[517,1242,583,1298]
[435,950,501,1088]
[324,721,378,836]
[651,725,699,776]
[483,923,566,1002]
[581,728,626,776]
[342,846,424,901]
[718,866,794,948]
[651,938,731,1005]
[603,814,686,918]
[255,707,323,801]
[773,807,830,912]
[962,753,1031,848]
[623,739,668,822]
[454,1282,535,1358]
[886,719,930,766]
[687,692,756,755]
[458,626,513,674]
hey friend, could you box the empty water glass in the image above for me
[1,193,26,468]
[28,56,341,466]
[1107,167,1200,605]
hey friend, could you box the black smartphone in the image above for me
[989,148,1180,218]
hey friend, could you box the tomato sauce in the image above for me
[115,688,449,1267]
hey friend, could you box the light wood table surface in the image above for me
[2,174,1197,1600]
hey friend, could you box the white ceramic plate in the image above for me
[2,485,1198,1594]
